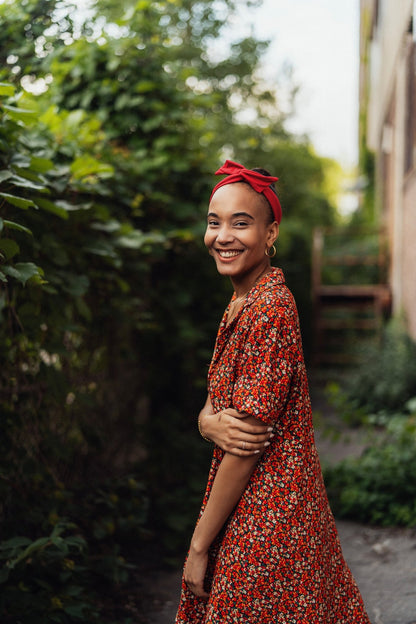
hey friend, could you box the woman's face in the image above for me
[204,183,279,285]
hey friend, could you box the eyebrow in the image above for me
[207,211,255,220]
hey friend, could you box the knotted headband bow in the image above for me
[210,159,282,223]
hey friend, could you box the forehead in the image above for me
[208,182,263,215]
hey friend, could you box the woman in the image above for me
[175,160,370,623]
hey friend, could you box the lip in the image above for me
[214,249,244,262]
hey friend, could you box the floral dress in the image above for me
[175,268,370,624]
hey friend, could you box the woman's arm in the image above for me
[199,395,273,455]
[184,416,265,598]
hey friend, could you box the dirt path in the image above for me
[336,520,416,624]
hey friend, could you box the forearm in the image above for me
[190,452,260,554]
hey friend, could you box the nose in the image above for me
[215,223,235,244]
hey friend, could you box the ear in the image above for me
[266,222,279,246]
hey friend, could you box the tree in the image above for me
[0,1,337,619]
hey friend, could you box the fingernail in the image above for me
[264,441,270,447]
[269,433,274,438]
[254,450,260,454]
[267,427,273,432]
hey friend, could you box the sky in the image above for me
[236,0,360,168]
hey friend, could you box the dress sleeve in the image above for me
[232,303,299,426]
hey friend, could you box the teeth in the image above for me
[217,250,242,258]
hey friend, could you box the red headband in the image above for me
[210,159,282,223]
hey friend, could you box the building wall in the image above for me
[366,0,413,150]
[402,174,416,337]
[360,0,416,340]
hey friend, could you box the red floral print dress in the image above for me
[175,268,370,623]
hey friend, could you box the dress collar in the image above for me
[243,267,285,307]
[221,267,285,331]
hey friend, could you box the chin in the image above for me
[214,264,244,280]
[212,260,233,274]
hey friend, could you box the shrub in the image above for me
[324,408,416,527]
[342,318,416,415]
[0,477,149,623]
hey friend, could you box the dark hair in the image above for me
[251,167,278,224]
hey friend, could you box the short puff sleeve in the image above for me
[232,305,298,426]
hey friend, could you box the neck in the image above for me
[231,262,272,298]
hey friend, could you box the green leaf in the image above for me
[0,192,36,210]
[0,536,32,551]
[0,271,6,283]
[84,241,118,258]
[35,197,69,220]
[70,155,114,180]
[3,220,33,236]
[2,262,42,285]
[5,172,47,191]
[3,104,37,122]
[63,274,89,297]
[0,238,20,260]
[8,536,51,569]
[0,83,15,96]
[63,604,88,617]
[136,80,157,93]
[30,156,54,173]
[90,219,121,233]
[116,230,166,250]
[1,266,20,280]
[0,170,13,184]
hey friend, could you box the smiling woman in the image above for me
[175,160,370,623]
[205,183,278,298]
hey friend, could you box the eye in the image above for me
[234,220,248,227]
[207,219,219,226]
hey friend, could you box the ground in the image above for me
[140,385,416,624]
[141,518,416,624]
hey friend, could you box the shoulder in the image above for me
[249,268,298,324]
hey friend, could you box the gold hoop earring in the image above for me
[265,244,277,258]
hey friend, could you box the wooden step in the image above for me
[317,318,381,330]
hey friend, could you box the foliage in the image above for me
[0,476,148,623]
[0,0,339,617]
[324,407,416,527]
[326,318,416,423]
[323,319,416,528]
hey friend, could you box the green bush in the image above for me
[342,318,416,415]
[0,523,95,623]
[323,320,416,527]
[324,408,416,527]
[0,476,149,623]
[0,1,339,618]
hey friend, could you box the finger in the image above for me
[233,448,260,457]
[223,408,248,419]
[228,429,274,447]
[242,432,275,444]
[239,423,273,434]
[220,410,272,435]
[226,417,272,434]
[230,443,261,456]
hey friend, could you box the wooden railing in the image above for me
[311,227,391,365]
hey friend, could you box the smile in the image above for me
[216,249,243,258]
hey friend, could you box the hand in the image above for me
[184,546,209,599]
[200,408,273,456]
